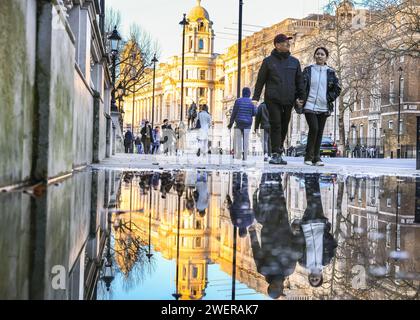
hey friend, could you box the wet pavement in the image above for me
[1,167,419,300]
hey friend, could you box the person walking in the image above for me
[228,87,256,161]
[124,130,133,153]
[196,104,212,158]
[252,34,305,165]
[161,119,175,155]
[134,135,143,154]
[254,102,271,162]
[140,121,154,155]
[301,47,341,166]
[152,126,161,154]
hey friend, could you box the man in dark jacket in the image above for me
[252,34,305,165]
[254,102,271,161]
[124,130,133,153]
[228,87,256,160]
[140,121,154,154]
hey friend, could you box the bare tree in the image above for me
[361,0,420,60]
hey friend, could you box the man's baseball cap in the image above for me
[274,33,293,44]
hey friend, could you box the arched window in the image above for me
[198,39,204,50]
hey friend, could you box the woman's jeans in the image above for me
[304,112,328,162]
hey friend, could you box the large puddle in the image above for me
[1,169,419,300]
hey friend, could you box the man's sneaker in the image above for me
[269,153,287,165]
[304,160,313,166]
[314,160,324,166]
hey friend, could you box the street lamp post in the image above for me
[373,122,377,158]
[131,82,137,140]
[108,26,122,112]
[151,54,158,128]
[179,14,189,123]
[334,100,337,143]
[397,66,403,159]
[237,0,243,99]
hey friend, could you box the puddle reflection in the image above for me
[1,170,419,300]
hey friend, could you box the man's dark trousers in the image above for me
[266,101,293,154]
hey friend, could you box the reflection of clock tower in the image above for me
[178,210,210,300]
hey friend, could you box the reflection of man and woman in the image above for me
[250,173,303,299]
[249,172,337,298]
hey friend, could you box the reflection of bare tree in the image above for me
[112,218,157,292]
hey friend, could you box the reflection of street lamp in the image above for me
[146,188,154,261]
[373,122,377,157]
[231,225,238,300]
[108,26,122,112]
[151,54,158,128]
[389,179,409,262]
[102,212,115,291]
[397,66,403,159]
[236,0,244,98]
[172,191,182,300]
[179,14,189,123]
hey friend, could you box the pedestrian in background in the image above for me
[196,104,212,157]
[152,126,161,154]
[228,87,256,161]
[141,121,154,154]
[301,47,341,166]
[124,130,133,153]
[134,135,143,154]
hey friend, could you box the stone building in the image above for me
[0,0,120,189]
[123,0,225,149]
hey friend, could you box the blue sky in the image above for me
[106,0,331,60]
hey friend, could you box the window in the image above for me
[186,70,189,79]
[199,87,205,97]
[388,120,393,130]
[195,237,202,248]
[389,80,395,104]
[199,39,204,50]
[387,198,392,207]
[189,37,193,51]
[195,220,201,229]
[192,266,199,279]
[200,70,206,80]
[400,77,404,103]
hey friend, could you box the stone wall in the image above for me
[0,169,122,299]
[0,0,37,188]
[0,0,115,188]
